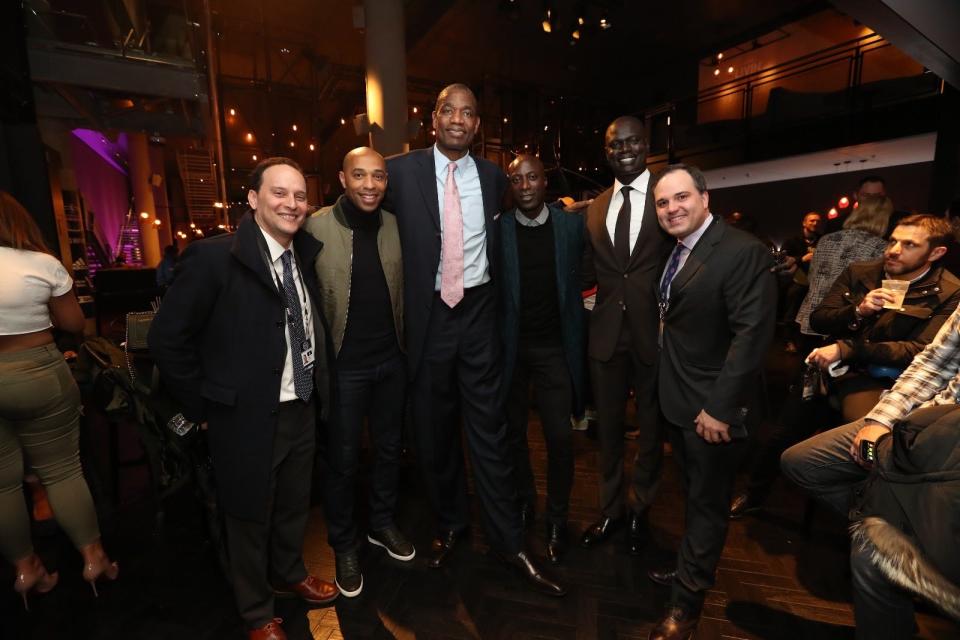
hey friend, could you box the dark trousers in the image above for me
[505,342,574,526]
[324,354,406,554]
[589,324,661,518]
[744,374,885,501]
[412,284,522,552]
[666,423,748,612]
[224,398,315,629]
[744,381,836,500]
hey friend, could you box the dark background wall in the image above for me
[710,161,935,244]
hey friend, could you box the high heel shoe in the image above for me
[13,553,59,611]
[80,540,118,597]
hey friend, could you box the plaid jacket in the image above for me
[796,229,887,335]
[866,304,960,427]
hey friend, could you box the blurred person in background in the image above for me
[0,191,118,608]
[794,195,892,353]
[780,211,824,353]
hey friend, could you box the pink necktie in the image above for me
[440,161,464,307]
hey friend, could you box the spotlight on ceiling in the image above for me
[542,4,553,32]
[599,17,611,30]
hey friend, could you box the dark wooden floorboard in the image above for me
[3,345,959,638]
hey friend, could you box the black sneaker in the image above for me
[334,551,363,597]
[367,526,416,561]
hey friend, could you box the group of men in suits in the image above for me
[149,81,778,640]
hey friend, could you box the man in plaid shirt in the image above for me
[782,303,960,514]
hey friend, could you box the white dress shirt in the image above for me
[433,145,490,290]
[258,226,314,402]
[605,169,651,253]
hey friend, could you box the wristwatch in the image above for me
[167,413,196,437]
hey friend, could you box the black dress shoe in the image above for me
[579,516,621,548]
[545,523,567,564]
[520,503,536,531]
[647,566,677,587]
[495,550,566,597]
[628,512,648,555]
[729,492,762,519]
[427,530,462,569]
[648,605,699,640]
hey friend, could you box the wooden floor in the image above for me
[3,348,959,639]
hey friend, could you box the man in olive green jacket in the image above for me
[304,147,409,599]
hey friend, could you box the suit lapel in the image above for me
[588,187,615,257]
[550,207,568,309]
[231,214,282,296]
[477,156,498,232]
[668,216,723,297]
[502,212,520,309]
[628,187,663,270]
[292,229,323,309]
[414,149,441,232]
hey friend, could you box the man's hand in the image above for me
[850,421,890,468]
[857,287,898,318]
[695,409,731,444]
[562,198,593,213]
[771,254,798,277]
[807,343,842,369]
[801,250,814,263]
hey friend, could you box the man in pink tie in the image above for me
[384,83,564,596]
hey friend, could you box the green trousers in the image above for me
[0,343,100,561]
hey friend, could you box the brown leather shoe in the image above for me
[648,606,699,640]
[427,529,463,569]
[579,516,622,548]
[249,618,287,640]
[729,492,762,519]
[275,575,338,605]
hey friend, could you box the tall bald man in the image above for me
[384,84,564,596]
[305,148,411,599]
[580,116,672,552]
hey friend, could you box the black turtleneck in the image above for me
[337,196,400,368]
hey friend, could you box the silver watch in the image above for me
[167,413,196,437]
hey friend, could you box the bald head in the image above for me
[604,116,647,182]
[508,154,548,216]
[339,146,387,213]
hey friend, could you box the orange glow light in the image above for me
[828,208,839,219]
[839,196,850,208]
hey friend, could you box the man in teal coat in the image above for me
[499,154,585,564]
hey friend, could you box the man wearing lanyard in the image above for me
[647,164,775,640]
[149,157,337,640]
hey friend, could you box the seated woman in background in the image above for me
[0,191,118,608]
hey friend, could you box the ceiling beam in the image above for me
[831,0,960,88]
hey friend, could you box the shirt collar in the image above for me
[679,214,714,251]
[257,222,289,263]
[883,266,932,285]
[515,205,550,227]
[433,144,474,179]
[613,169,651,196]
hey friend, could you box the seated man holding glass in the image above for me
[731,214,960,517]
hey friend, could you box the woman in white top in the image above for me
[0,191,117,608]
